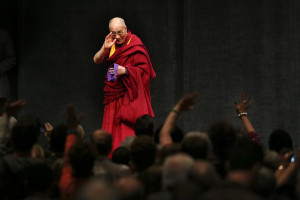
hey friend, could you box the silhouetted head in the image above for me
[208,120,237,161]
[50,124,68,155]
[134,114,155,137]
[92,129,112,157]
[68,140,97,178]
[11,115,41,153]
[229,138,263,171]
[154,124,184,144]
[181,131,212,160]
[268,129,293,154]
[112,146,130,165]
[130,136,157,172]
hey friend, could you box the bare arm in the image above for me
[159,93,199,146]
[93,32,116,64]
[234,94,255,133]
[275,150,299,187]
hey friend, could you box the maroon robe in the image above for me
[102,31,155,152]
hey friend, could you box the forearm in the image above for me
[159,106,180,146]
[240,116,255,133]
[93,45,108,64]
[276,162,296,187]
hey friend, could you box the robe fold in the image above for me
[102,31,155,151]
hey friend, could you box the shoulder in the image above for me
[130,34,144,46]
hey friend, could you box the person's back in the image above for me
[0,156,46,199]
[93,157,131,182]
[92,129,131,182]
[0,115,45,198]
[60,139,97,200]
[208,120,237,178]
[202,138,264,200]
[130,136,157,175]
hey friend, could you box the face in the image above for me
[109,23,127,45]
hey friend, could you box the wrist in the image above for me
[121,66,126,75]
[102,44,109,53]
[172,108,180,114]
[238,112,247,118]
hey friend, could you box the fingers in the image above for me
[65,105,84,129]
[105,32,112,39]
[45,122,53,132]
[109,67,114,75]
[179,93,199,111]
[66,105,76,119]
[246,95,251,102]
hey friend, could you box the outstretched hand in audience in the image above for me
[64,106,84,130]
[234,94,252,115]
[173,93,199,113]
[3,98,27,118]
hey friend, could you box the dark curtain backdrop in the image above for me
[1,0,300,150]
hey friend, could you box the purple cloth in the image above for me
[107,63,118,82]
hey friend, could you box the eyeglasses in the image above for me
[111,29,125,36]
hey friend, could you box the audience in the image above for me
[112,146,131,166]
[59,106,97,200]
[92,129,131,182]
[0,93,299,200]
[181,131,211,160]
[129,136,157,176]
[135,114,155,138]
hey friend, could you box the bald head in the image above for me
[92,129,112,156]
[109,17,126,29]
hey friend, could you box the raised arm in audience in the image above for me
[234,94,260,143]
[2,98,27,118]
[159,93,199,146]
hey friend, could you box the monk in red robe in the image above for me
[93,17,156,152]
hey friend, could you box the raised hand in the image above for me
[44,122,54,142]
[103,32,116,50]
[64,106,83,130]
[234,94,252,114]
[3,98,27,117]
[175,93,199,112]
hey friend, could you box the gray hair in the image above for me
[162,153,194,189]
[185,131,213,155]
[109,17,127,28]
